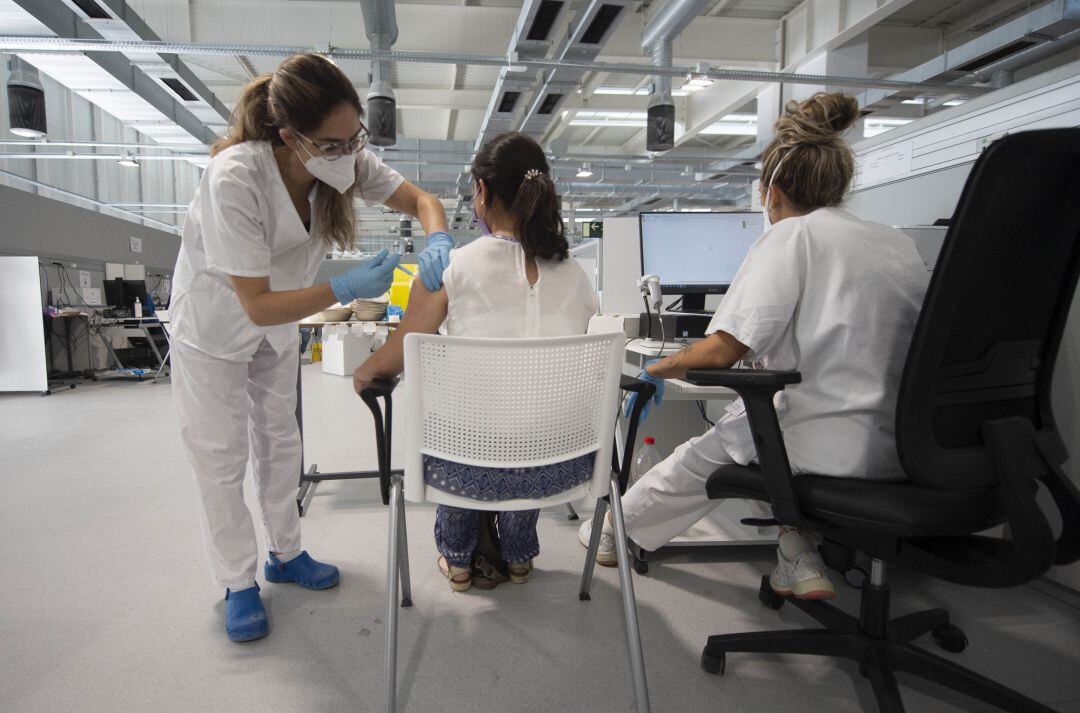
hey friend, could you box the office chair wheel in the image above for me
[758,575,786,610]
[931,624,968,653]
[701,650,726,675]
[634,559,649,575]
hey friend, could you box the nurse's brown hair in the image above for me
[212,53,362,252]
[759,92,860,211]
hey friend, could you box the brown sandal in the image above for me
[508,560,533,584]
[471,555,509,590]
[438,556,472,592]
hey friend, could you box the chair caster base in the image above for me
[400,598,413,608]
[579,592,591,601]
[932,624,967,653]
[701,650,726,676]
[758,575,786,610]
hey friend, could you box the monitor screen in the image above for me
[639,211,764,294]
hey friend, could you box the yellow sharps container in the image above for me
[389,266,415,309]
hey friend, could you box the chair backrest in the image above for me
[402,332,624,510]
[896,129,1080,490]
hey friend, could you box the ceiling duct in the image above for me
[6,56,47,138]
[641,0,712,152]
[359,0,399,146]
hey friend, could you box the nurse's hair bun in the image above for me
[759,92,860,211]
[774,92,860,147]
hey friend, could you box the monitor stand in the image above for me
[673,294,711,314]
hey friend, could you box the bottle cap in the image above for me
[644,436,655,445]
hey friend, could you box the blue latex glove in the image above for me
[417,232,454,292]
[329,250,401,304]
[625,359,665,424]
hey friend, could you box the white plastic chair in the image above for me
[361,332,651,713]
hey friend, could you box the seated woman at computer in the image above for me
[578,92,930,600]
[353,131,597,591]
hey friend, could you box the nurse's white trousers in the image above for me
[620,427,741,552]
[171,339,302,591]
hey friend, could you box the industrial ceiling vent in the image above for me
[360,0,399,146]
[7,57,46,139]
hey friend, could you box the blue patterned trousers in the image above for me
[434,506,540,568]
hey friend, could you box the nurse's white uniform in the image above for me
[169,141,404,591]
[622,207,930,551]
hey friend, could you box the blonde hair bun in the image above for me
[775,92,860,147]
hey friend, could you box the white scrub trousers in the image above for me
[171,338,303,591]
[621,426,755,552]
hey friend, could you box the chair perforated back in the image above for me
[402,332,624,509]
[896,129,1080,489]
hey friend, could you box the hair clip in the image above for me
[523,168,542,180]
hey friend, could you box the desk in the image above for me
[96,316,169,378]
[44,313,96,383]
[617,339,774,573]
[294,319,394,516]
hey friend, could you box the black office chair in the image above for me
[685,128,1080,713]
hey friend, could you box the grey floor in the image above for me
[3,365,1080,713]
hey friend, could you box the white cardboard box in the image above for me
[321,324,383,376]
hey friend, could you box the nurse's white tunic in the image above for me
[622,206,930,551]
[170,141,404,591]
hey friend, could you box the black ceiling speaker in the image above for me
[7,58,47,139]
[647,104,675,152]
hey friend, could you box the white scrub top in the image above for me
[707,206,929,480]
[170,141,405,361]
[443,235,598,338]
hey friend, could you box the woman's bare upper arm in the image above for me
[396,279,448,336]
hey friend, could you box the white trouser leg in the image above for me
[171,340,259,591]
[621,428,737,552]
[246,339,303,556]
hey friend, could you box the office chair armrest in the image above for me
[359,377,400,505]
[685,368,802,388]
[613,375,657,495]
[687,368,807,528]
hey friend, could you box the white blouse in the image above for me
[442,235,598,338]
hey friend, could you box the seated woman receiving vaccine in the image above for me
[352,131,597,591]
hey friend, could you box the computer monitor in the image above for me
[106,278,149,315]
[639,211,764,312]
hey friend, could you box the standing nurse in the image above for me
[169,54,453,642]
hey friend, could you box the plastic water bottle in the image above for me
[133,297,142,318]
[632,437,661,486]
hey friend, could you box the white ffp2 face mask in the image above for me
[294,140,356,194]
[761,152,789,231]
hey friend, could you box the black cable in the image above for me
[696,400,715,428]
[641,294,652,341]
[664,296,683,312]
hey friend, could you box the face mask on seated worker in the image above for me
[762,152,790,231]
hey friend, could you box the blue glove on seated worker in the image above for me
[329,249,401,304]
[625,359,665,424]
[417,232,454,292]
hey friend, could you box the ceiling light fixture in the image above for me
[117,152,140,168]
[576,163,594,178]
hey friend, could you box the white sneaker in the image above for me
[578,517,617,567]
[769,546,836,600]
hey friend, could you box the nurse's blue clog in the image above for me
[264,551,340,590]
[225,583,269,642]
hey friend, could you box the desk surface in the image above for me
[623,339,734,399]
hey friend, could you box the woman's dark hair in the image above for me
[471,132,568,261]
[760,92,860,211]
[212,53,363,252]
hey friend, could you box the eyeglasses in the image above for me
[296,125,369,160]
